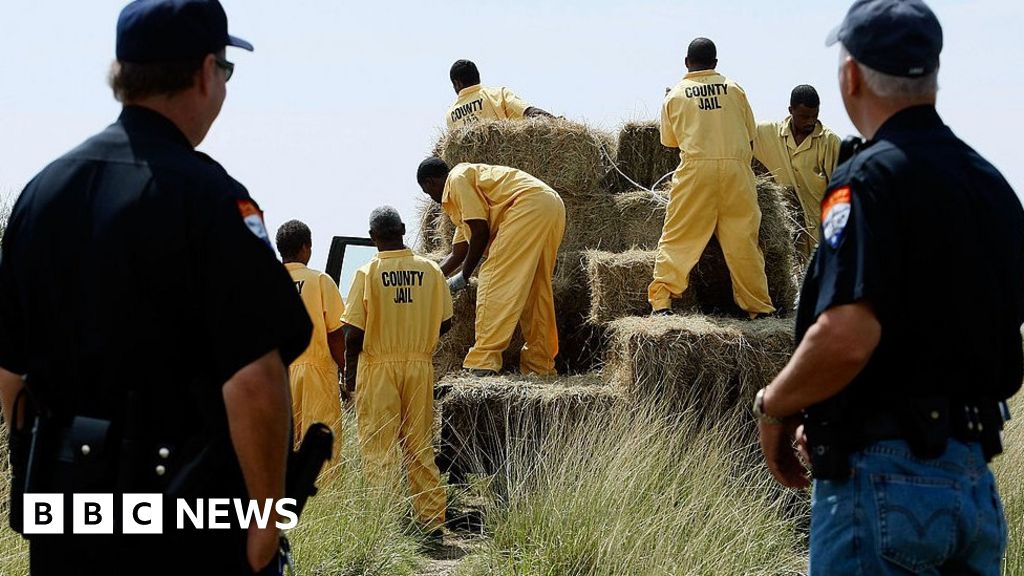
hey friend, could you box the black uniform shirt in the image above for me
[796,106,1024,420]
[0,106,311,491]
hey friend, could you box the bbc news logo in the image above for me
[23,494,298,534]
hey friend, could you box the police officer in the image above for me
[0,1,311,574]
[754,1,1023,574]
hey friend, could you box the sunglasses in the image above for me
[215,55,235,82]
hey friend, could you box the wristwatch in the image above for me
[753,388,784,425]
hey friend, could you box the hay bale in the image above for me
[414,198,449,253]
[437,373,623,477]
[614,121,679,191]
[433,278,524,377]
[585,250,697,324]
[605,315,794,418]
[436,119,617,198]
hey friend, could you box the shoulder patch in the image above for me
[236,199,272,248]
[821,186,852,249]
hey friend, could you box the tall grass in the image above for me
[994,395,1024,575]
[456,404,807,576]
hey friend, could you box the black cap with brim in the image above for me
[825,0,942,78]
[117,0,253,63]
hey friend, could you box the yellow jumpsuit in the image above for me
[446,85,530,130]
[754,119,841,257]
[649,70,775,315]
[285,263,345,456]
[443,163,566,375]
[342,249,453,530]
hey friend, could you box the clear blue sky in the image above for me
[1,0,1021,289]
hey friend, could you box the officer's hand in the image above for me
[758,418,810,489]
[247,525,281,572]
[447,273,468,294]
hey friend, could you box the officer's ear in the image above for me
[840,57,861,98]
[196,54,219,98]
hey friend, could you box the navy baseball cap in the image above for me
[826,0,942,78]
[116,0,253,63]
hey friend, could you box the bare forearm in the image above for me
[461,237,488,280]
[440,243,468,277]
[327,328,346,368]
[223,350,290,506]
[0,367,24,430]
[763,303,880,418]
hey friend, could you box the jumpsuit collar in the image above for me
[683,69,719,80]
[783,118,824,151]
[457,85,483,98]
[118,105,194,150]
[284,262,306,271]
[377,248,413,259]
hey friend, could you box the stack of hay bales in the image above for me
[419,117,801,477]
[436,373,623,477]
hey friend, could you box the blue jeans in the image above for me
[809,439,1007,575]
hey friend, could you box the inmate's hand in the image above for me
[447,273,468,294]
[758,418,811,489]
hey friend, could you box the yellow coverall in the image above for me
[443,163,566,375]
[285,263,345,456]
[649,70,775,315]
[754,119,841,257]
[342,249,453,530]
[446,85,530,130]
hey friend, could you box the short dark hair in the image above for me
[107,58,205,102]
[790,84,821,108]
[275,220,311,260]
[417,157,450,184]
[450,60,480,87]
[686,38,717,67]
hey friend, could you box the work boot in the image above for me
[651,307,674,317]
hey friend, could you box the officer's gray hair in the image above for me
[369,206,404,239]
[840,45,938,100]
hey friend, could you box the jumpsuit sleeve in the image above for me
[320,272,345,333]
[752,122,774,166]
[199,194,313,384]
[341,268,368,331]
[659,96,679,148]
[822,132,842,182]
[734,84,757,143]
[448,169,489,224]
[501,87,530,119]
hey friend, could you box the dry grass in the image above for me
[437,119,617,198]
[605,314,795,421]
[456,402,807,575]
[613,121,679,192]
[994,394,1024,575]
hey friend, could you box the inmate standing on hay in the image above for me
[342,207,453,539]
[755,0,1023,574]
[446,59,555,130]
[753,85,841,259]
[0,1,312,573]
[418,159,566,376]
[648,38,774,318]
[276,220,346,458]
